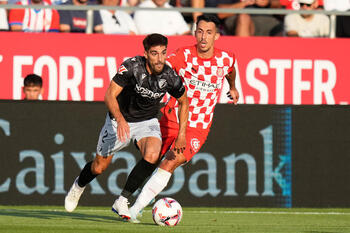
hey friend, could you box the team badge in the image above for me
[191,138,201,153]
[216,67,224,77]
[158,79,167,89]
[118,65,128,74]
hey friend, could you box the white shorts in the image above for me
[96,114,161,157]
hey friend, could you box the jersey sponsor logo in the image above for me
[118,65,128,74]
[191,138,200,153]
[189,79,220,92]
[158,79,167,89]
[135,83,164,99]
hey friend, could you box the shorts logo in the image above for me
[118,65,128,74]
[216,67,224,77]
[191,138,200,153]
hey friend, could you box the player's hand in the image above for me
[116,118,130,142]
[227,88,239,105]
[173,134,186,154]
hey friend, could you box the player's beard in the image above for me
[148,60,165,75]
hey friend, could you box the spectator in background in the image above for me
[134,0,191,35]
[216,0,283,36]
[0,0,9,31]
[234,0,283,36]
[100,0,138,34]
[169,0,193,25]
[280,0,324,9]
[119,0,141,15]
[9,0,59,32]
[23,74,43,100]
[120,0,139,6]
[324,0,349,11]
[59,0,103,33]
[280,0,300,9]
[190,0,221,33]
[284,0,329,37]
[324,0,350,37]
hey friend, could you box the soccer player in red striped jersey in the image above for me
[127,14,239,223]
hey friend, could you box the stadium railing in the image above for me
[1,4,350,38]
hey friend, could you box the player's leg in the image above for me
[128,150,185,222]
[112,118,164,220]
[128,128,208,222]
[65,114,128,212]
[65,154,113,212]
[112,137,161,220]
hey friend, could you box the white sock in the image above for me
[130,168,172,214]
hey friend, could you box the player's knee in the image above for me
[143,151,161,164]
[91,162,108,175]
[162,150,186,172]
[91,166,102,175]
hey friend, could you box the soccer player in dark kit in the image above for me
[64,34,189,216]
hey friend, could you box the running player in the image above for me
[64,33,189,214]
[126,14,240,222]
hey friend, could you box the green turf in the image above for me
[0,206,350,233]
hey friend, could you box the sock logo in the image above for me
[190,138,200,153]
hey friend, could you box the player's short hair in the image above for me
[143,33,168,51]
[196,14,220,32]
[24,74,43,87]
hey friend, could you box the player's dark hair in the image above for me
[24,74,43,87]
[196,14,220,32]
[143,33,168,51]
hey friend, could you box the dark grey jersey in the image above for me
[112,56,185,122]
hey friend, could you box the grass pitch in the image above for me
[0,206,350,233]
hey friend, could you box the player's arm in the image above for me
[225,67,239,105]
[175,90,189,154]
[104,81,130,142]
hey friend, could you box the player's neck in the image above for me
[146,63,156,75]
[196,46,214,59]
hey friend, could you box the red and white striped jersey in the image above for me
[164,45,235,130]
[9,0,59,32]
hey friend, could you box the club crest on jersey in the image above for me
[141,73,147,81]
[191,138,200,153]
[118,65,128,75]
[216,67,224,77]
[158,79,167,89]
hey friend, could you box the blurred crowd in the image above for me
[0,0,349,37]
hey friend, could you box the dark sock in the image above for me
[77,161,98,187]
[121,159,157,198]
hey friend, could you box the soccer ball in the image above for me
[152,197,183,226]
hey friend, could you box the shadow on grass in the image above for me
[0,208,124,223]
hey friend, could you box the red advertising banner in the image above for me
[0,32,349,104]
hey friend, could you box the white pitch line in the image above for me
[4,209,350,216]
[194,210,350,215]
